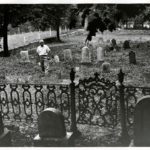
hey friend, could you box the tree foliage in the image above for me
[80,5,116,43]
[0,4,32,57]
[29,4,72,41]
[78,4,149,43]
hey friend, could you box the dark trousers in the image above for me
[39,55,48,72]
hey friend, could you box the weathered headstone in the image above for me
[34,108,74,146]
[38,108,66,138]
[111,39,117,48]
[64,49,72,61]
[54,55,60,63]
[102,62,110,73]
[134,95,150,146]
[97,47,105,62]
[81,46,91,63]
[123,40,130,49]
[129,51,136,64]
[20,51,30,63]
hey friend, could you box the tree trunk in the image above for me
[56,21,61,41]
[3,6,10,57]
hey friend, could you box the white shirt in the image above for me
[37,45,51,56]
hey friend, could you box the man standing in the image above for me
[37,40,51,73]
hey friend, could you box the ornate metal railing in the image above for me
[1,68,149,145]
[0,83,71,123]
[76,72,119,128]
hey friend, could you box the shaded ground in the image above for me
[6,121,122,147]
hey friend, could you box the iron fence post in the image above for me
[70,68,81,137]
[0,111,4,135]
[118,69,130,146]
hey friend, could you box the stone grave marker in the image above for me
[129,51,136,64]
[34,108,74,146]
[20,51,30,63]
[123,40,130,49]
[54,55,60,63]
[102,62,110,73]
[134,95,150,146]
[111,39,117,48]
[63,49,72,62]
[97,47,105,62]
[81,46,91,63]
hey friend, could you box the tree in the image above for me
[29,4,72,41]
[78,4,148,43]
[80,5,116,44]
[0,4,32,57]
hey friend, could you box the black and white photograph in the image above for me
[0,3,150,147]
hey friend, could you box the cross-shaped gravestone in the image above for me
[134,95,150,146]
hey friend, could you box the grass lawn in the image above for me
[1,29,150,146]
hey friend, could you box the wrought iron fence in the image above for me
[0,83,71,123]
[76,72,119,128]
[1,68,150,144]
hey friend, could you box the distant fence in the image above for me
[0,26,72,51]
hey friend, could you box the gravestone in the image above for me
[54,55,60,63]
[20,51,30,63]
[81,46,91,63]
[97,47,105,62]
[64,49,72,61]
[129,51,136,64]
[123,40,130,49]
[102,62,110,73]
[34,108,74,146]
[134,95,150,146]
[111,39,117,48]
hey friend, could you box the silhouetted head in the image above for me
[39,40,44,47]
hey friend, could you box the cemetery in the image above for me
[1,4,150,147]
[0,29,150,146]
